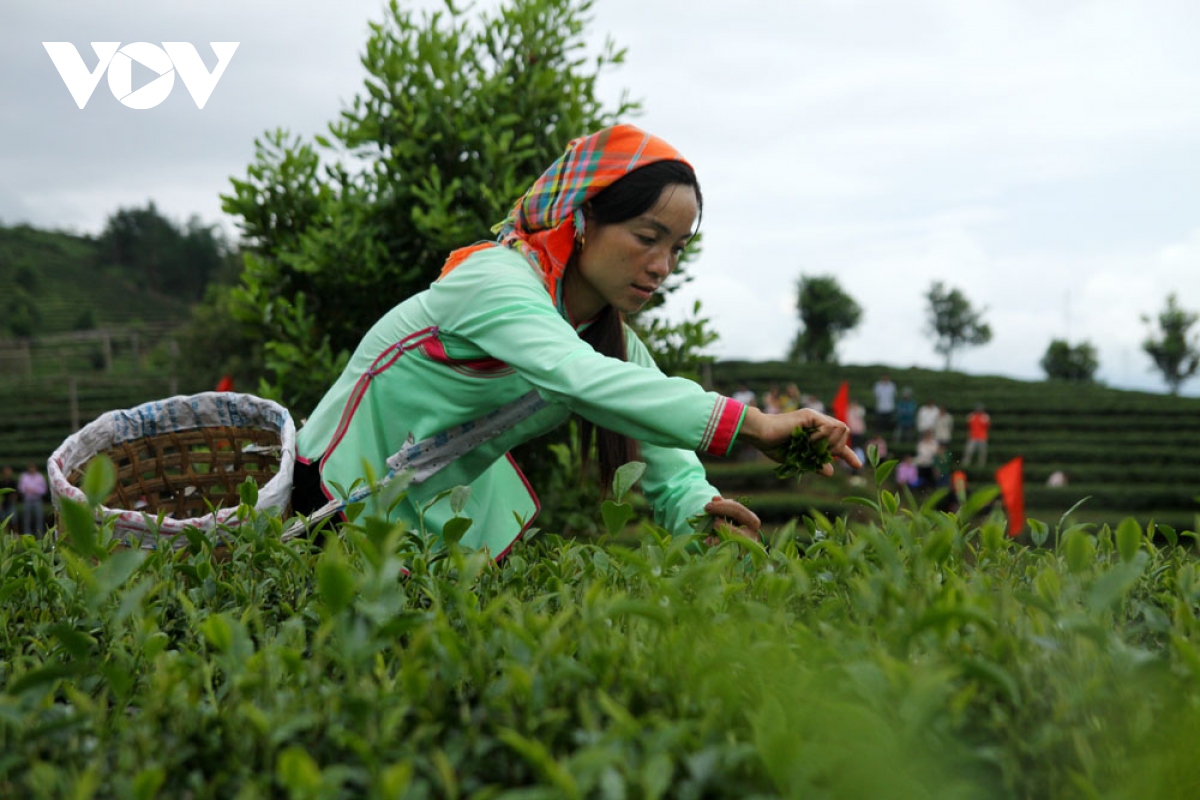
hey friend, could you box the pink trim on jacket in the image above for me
[701,397,746,458]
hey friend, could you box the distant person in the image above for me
[18,463,47,538]
[802,392,826,414]
[934,405,954,449]
[865,434,889,462]
[916,399,941,440]
[914,430,939,488]
[0,465,17,529]
[962,403,991,467]
[933,442,954,488]
[893,387,917,446]
[732,383,758,409]
[947,469,969,513]
[847,398,867,449]
[872,373,897,431]
[762,385,784,415]
[780,383,802,413]
[895,455,920,489]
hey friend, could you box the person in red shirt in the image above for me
[963,404,991,467]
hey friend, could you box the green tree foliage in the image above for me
[96,202,229,301]
[636,300,720,383]
[924,281,992,370]
[213,0,640,414]
[3,283,40,339]
[1,261,42,338]
[1040,339,1099,383]
[787,274,862,364]
[1141,293,1200,395]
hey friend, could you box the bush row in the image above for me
[3,476,1200,798]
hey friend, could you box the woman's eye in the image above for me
[636,234,656,246]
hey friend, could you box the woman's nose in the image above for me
[646,251,671,279]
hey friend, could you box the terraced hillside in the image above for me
[3,356,1197,536]
[0,224,193,335]
[705,361,1200,532]
[0,375,208,469]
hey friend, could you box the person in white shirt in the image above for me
[933,405,954,449]
[916,399,940,435]
[872,374,897,430]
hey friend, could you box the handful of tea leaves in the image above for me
[774,425,833,480]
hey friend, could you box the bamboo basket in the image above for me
[48,392,296,550]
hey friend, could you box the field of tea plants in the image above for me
[3,458,1200,799]
[708,361,1200,532]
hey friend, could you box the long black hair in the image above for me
[573,159,703,492]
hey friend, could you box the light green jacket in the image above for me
[296,245,746,557]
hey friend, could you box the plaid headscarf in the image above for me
[439,124,692,303]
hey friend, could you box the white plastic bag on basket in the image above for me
[48,392,295,550]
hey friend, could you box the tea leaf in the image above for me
[47,623,96,660]
[276,747,322,794]
[1115,517,1142,563]
[132,766,166,800]
[238,476,259,508]
[201,614,234,653]
[613,461,646,504]
[82,455,116,508]
[601,500,634,537]
[317,537,357,614]
[58,496,98,556]
[449,485,471,515]
[774,426,833,480]
[1087,552,1148,613]
[1029,518,1049,548]
[442,516,473,546]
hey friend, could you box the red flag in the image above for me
[830,381,849,424]
[995,456,1025,537]
[215,374,235,392]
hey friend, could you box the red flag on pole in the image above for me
[831,381,850,425]
[995,456,1025,537]
[215,374,235,392]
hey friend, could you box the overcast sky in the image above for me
[4,0,1199,396]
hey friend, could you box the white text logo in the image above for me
[42,42,239,109]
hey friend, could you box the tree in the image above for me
[211,0,648,413]
[1142,293,1200,395]
[924,281,992,370]
[97,202,228,301]
[1040,339,1098,383]
[4,285,40,339]
[787,274,862,364]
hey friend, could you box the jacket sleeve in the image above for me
[428,248,746,458]
[622,330,726,537]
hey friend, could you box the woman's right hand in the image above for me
[737,406,861,475]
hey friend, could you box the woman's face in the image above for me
[567,183,699,321]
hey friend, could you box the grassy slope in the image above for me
[0,224,204,466]
[0,224,191,332]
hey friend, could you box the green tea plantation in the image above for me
[2,456,1200,799]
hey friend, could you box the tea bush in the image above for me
[2,460,1200,799]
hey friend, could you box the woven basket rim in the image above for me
[48,392,296,541]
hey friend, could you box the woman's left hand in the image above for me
[703,495,762,544]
